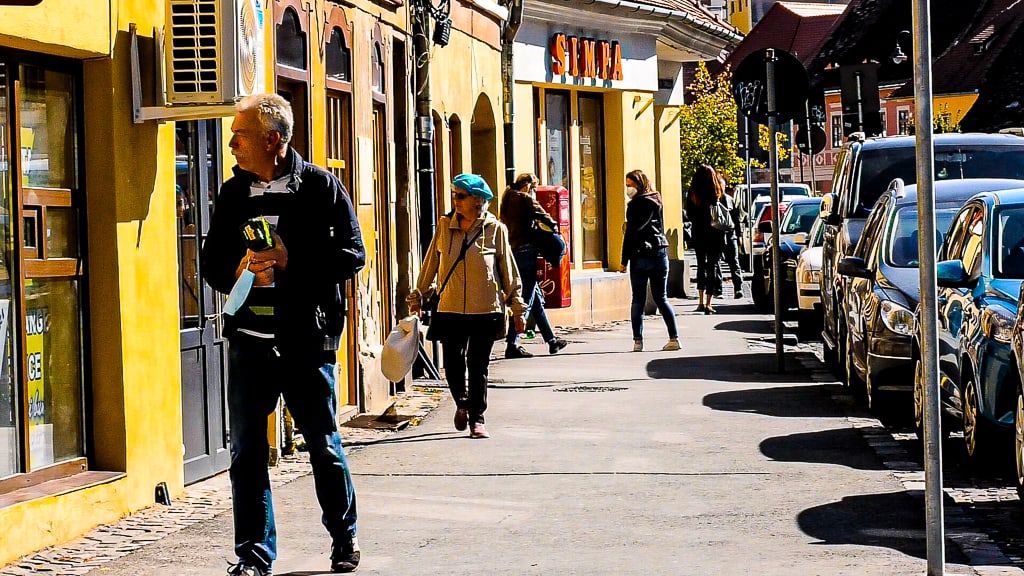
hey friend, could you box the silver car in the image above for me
[796,217,825,337]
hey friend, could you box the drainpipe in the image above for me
[414,0,436,255]
[501,0,524,187]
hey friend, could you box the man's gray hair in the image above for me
[236,94,294,148]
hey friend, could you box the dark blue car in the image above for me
[923,187,1024,462]
[840,179,1024,414]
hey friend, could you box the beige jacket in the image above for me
[416,211,527,318]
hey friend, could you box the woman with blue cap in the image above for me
[407,173,527,439]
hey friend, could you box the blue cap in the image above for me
[452,173,493,201]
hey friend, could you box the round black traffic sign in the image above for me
[796,125,827,156]
[731,48,809,125]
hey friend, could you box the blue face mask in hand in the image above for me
[224,268,255,315]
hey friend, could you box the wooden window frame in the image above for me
[324,5,353,92]
[274,0,310,82]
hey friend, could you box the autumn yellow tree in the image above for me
[679,61,792,188]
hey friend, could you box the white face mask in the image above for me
[224,268,256,315]
[626,186,638,199]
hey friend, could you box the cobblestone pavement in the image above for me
[0,382,448,576]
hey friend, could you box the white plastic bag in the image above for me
[381,315,420,382]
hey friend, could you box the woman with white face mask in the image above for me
[618,169,680,352]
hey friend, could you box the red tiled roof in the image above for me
[721,2,845,71]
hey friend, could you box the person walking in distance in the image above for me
[407,174,527,438]
[687,164,729,314]
[618,169,680,352]
[719,176,744,299]
[201,94,365,576]
[500,173,569,359]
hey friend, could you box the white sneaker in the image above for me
[632,340,644,352]
[662,339,681,351]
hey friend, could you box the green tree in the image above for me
[678,62,793,188]
[678,62,744,189]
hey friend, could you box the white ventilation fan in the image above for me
[165,0,266,104]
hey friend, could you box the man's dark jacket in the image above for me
[201,148,366,358]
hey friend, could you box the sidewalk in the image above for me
[3,296,1022,575]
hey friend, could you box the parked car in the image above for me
[795,217,825,338]
[916,187,1024,461]
[752,197,822,313]
[820,132,1024,377]
[748,195,805,277]
[838,178,1024,413]
[737,183,812,269]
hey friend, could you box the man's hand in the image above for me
[406,290,422,314]
[236,251,277,286]
[618,264,627,273]
[251,231,288,271]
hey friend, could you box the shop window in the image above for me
[897,108,911,135]
[276,7,307,71]
[326,28,351,83]
[545,90,570,189]
[830,113,843,148]
[879,109,887,136]
[578,93,605,264]
[0,62,86,480]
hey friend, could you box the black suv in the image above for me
[819,132,1024,374]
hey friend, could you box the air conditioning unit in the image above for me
[165,0,266,104]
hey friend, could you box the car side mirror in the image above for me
[936,259,974,288]
[819,193,842,225]
[757,220,773,234]
[837,256,872,279]
[794,232,809,245]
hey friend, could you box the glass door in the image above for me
[578,94,606,265]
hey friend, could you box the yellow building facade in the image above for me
[510,0,740,325]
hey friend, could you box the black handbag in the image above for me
[424,227,483,341]
[530,218,566,266]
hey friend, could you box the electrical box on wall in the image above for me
[165,0,266,104]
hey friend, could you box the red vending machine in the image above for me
[534,186,571,308]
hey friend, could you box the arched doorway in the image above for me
[470,94,498,205]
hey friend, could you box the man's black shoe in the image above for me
[505,345,533,359]
[548,338,568,354]
[331,538,360,573]
[734,286,743,299]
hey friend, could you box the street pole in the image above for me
[413,0,435,255]
[911,0,943,573]
[500,0,524,188]
[744,115,753,271]
[766,48,784,373]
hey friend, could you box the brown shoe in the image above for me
[470,422,490,439]
[454,408,468,431]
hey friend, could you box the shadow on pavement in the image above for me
[276,571,332,576]
[712,319,774,334]
[797,491,970,563]
[647,352,816,382]
[760,428,886,470]
[703,383,845,418]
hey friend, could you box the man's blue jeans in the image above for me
[505,245,555,346]
[629,251,678,341]
[227,334,357,571]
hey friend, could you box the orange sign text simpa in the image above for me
[550,33,624,81]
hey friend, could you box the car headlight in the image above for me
[879,300,914,336]
[798,268,820,284]
[982,308,1015,344]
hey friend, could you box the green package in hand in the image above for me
[240,216,275,251]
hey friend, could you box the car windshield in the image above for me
[886,206,958,267]
[750,185,810,198]
[781,202,821,234]
[995,206,1024,278]
[856,145,1024,216]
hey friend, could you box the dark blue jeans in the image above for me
[227,335,357,571]
[629,251,678,341]
[506,245,555,346]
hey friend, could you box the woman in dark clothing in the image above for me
[499,173,569,359]
[687,164,728,314]
[618,169,680,352]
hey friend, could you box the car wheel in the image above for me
[963,377,992,461]
[822,318,839,370]
[914,356,951,445]
[865,357,879,414]
[845,326,865,392]
[1015,384,1024,500]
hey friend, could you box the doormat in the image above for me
[340,402,412,431]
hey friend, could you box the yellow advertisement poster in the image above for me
[26,306,50,467]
